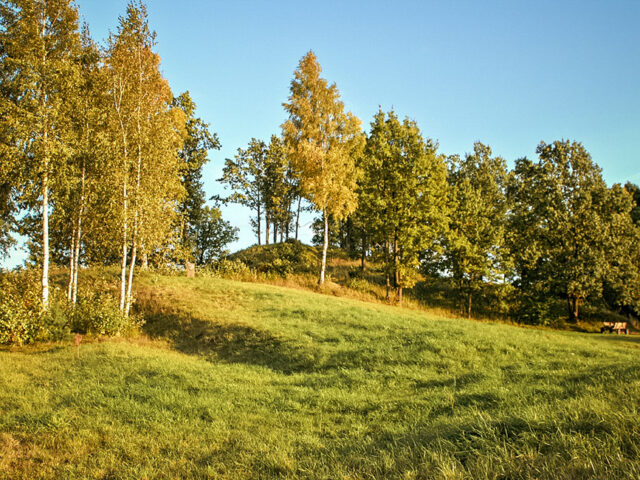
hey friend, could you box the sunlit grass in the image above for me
[2,275,640,479]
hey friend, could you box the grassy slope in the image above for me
[2,275,640,479]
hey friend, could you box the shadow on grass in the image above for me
[141,305,317,374]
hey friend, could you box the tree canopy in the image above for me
[282,50,365,285]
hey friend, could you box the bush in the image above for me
[0,291,43,345]
[0,269,144,345]
[512,292,561,326]
[230,240,320,277]
[0,270,45,345]
[197,258,254,280]
[346,276,372,293]
[70,291,144,336]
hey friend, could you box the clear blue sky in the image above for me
[3,0,640,266]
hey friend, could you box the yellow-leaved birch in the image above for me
[282,51,364,285]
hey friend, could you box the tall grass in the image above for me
[1,275,640,479]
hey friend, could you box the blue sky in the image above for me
[3,0,640,266]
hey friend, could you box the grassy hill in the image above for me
[2,274,640,479]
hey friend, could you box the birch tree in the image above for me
[282,51,364,285]
[106,1,184,315]
[0,0,81,308]
[62,23,106,304]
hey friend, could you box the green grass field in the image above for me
[2,275,640,479]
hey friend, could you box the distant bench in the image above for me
[601,321,629,335]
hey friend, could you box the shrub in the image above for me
[0,270,45,345]
[0,291,43,345]
[230,240,320,277]
[198,258,254,280]
[346,276,372,293]
[70,291,144,336]
[0,269,144,344]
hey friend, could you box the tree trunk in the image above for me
[72,221,81,305]
[567,296,579,323]
[384,239,391,301]
[39,19,49,310]
[125,231,137,317]
[467,291,472,320]
[125,133,144,317]
[345,217,352,253]
[273,222,277,244]
[319,209,328,286]
[393,231,400,303]
[142,252,148,270]
[42,164,49,309]
[257,205,262,245]
[295,196,302,240]
[361,231,366,273]
[265,212,270,245]
[385,271,391,301]
[119,156,129,312]
[72,163,86,305]
[68,228,76,302]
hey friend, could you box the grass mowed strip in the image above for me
[2,276,640,479]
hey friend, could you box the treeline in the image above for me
[1,2,638,328]
[0,1,236,314]
[226,51,640,325]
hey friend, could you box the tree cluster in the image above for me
[0,1,235,314]
[2,8,637,328]
[275,51,640,322]
[218,135,299,247]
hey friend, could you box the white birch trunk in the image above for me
[72,163,85,305]
[119,176,128,311]
[125,229,137,317]
[68,230,76,302]
[319,209,328,286]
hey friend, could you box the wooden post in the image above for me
[186,262,196,278]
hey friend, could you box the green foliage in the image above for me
[0,269,144,344]
[105,1,187,315]
[440,142,511,318]
[1,0,83,307]
[508,141,635,323]
[194,206,238,265]
[0,269,70,344]
[601,184,640,316]
[345,275,372,293]
[230,240,320,276]
[69,290,144,336]
[197,258,253,280]
[218,135,299,246]
[0,183,16,258]
[219,138,268,243]
[173,91,221,262]
[626,182,640,225]
[360,109,449,300]
[263,135,299,242]
[0,272,43,345]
